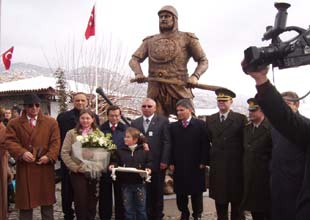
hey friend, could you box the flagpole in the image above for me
[94,1,98,114]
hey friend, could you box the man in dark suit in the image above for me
[169,99,210,220]
[99,105,128,220]
[131,98,171,220]
[241,98,272,220]
[206,88,247,220]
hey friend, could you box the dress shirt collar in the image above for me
[219,111,230,121]
[143,114,154,122]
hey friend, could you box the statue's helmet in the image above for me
[158,5,178,18]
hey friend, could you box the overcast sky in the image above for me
[1,0,310,98]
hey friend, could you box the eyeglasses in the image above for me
[249,109,259,112]
[142,105,153,108]
[27,103,40,108]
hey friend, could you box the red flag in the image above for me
[2,46,14,70]
[85,6,95,40]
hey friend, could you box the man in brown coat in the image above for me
[5,94,60,220]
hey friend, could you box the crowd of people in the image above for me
[1,4,309,220]
[0,81,308,220]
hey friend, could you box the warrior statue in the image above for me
[129,5,209,116]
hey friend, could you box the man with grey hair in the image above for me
[131,98,171,220]
[129,5,208,116]
[169,99,210,220]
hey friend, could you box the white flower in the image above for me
[76,135,84,142]
[93,136,99,143]
[98,137,105,146]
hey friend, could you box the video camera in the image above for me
[242,2,310,73]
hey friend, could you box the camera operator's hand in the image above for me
[248,67,269,86]
[241,61,269,85]
[135,74,147,83]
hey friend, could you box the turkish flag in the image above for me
[85,6,95,40]
[2,46,14,70]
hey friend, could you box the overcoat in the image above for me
[241,119,272,212]
[0,123,8,219]
[206,111,247,203]
[256,81,310,220]
[169,118,210,194]
[5,110,60,209]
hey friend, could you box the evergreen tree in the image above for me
[55,68,68,113]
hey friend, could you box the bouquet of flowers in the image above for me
[72,129,116,179]
[76,129,116,151]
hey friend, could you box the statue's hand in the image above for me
[135,74,147,83]
[187,75,198,88]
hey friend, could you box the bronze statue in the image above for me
[129,5,209,116]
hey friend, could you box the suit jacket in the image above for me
[100,121,127,149]
[206,110,247,203]
[131,114,171,172]
[169,117,210,194]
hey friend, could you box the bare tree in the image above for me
[51,35,145,118]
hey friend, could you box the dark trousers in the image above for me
[19,205,53,220]
[251,211,271,220]
[215,202,244,220]
[70,172,98,220]
[146,170,165,220]
[99,172,124,220]
[176,193,203,219]
[60,161,75,220]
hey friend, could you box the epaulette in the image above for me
[185,32,199,40]
[143,35,155,41]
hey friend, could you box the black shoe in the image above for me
[180,213,190,220]
[193,214,202,220]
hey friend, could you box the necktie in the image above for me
[29,118,35,128]
[220,115,225,123]
[144,118,150,132]
[182,120,188,128]
[111,124,116,132]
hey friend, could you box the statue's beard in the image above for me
[160,23,174,32]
